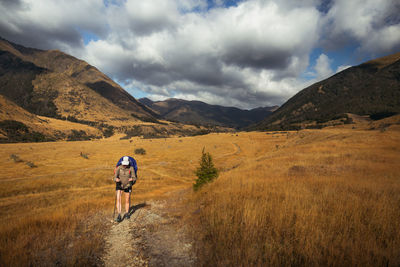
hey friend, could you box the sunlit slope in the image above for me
[251,52,400,130]
[0,37,156,124]
[0,95,101,140]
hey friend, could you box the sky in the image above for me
[0,0,399,109]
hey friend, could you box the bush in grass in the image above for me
[135,148,146,155]
[26,161,37,168]
[193,148,218,191]
[10,154,23,163]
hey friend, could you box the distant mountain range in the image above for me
[139,98,278,129]
[1,36,399,142]
[0,37,229,141]
[249,52,400,130]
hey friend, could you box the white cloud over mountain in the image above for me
[0,0,399,108]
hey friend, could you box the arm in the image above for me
[114,167,121,182]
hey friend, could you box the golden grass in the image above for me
[0,133,236,265]
[0,123,399,266]
[189,127,400,266]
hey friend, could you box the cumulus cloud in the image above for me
[314,53,333,80]
[0,0,107,52]
[321,0,400,55]
[0,0,399,109]
[80,0,320,108]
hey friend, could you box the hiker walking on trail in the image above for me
[114,156,138,222]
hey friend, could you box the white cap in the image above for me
[121,156,130,166]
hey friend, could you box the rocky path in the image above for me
[102,193,195,267]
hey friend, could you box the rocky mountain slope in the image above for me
[0,37,157,125]
[140,98,278,129]
[250,52,400,130]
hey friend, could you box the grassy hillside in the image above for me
[250,52,400,130]
[0,117,399,265]
[0,95,102,142]
[0,37,156,123]
[0,92,230,142]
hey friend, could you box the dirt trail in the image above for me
[102,192,195,267]
[102,142,242,266]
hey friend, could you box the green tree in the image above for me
[193,148,219,191]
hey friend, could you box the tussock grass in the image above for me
[1,125,399,266]
[0,134,234,265]
[135,148,146,155]
[189,128,400,266]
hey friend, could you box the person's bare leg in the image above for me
[116,190,122,215]
[124,192,130,214]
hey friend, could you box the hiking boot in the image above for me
[115,214,122,223]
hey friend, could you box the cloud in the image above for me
[0,0,399,109]
[81,0,320,108]
[0,0,107,52]
[321,0,400,55]
[336,65,351,73]
[315,53,333,80]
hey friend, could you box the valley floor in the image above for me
[0,117,399,266]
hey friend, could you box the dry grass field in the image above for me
[0,132,235,265]
[189,121,400,266]
[0,117,399,266]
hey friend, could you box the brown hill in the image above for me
[0,95,102,142]
[140,98,278,129]
[250,52,400,130]
[0,37,157,125]
[0,38,235,142]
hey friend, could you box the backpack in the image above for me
[114,156,138,175]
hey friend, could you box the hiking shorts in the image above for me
[116,182,132,193]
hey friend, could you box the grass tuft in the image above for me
[25,161,37,168]
[80,152,89,159]
[134,148,146,155]
[10,154,23,163]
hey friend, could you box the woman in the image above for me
[114,156,137,222]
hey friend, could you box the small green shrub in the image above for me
[135,148,146,155]
[193,148,218,191]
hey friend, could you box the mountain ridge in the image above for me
[140,97,278,129]
[249,52,400,130]
[0,37,157,124]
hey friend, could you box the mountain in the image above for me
[0,38,237,142]
[0,94,103,142]
[250,52,400,130]
[139,98,278,128]
[0,37,157,125]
